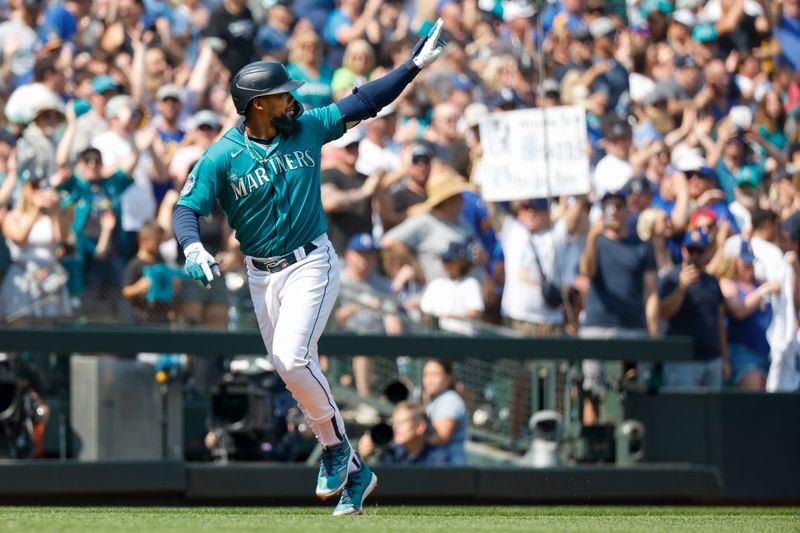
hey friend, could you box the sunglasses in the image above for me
[412,156,431,165]
[687,171,711,180]
[197,124,217,132]
[687,247,705,255]
[694,223,716,233]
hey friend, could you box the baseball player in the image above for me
[172,20,446,515]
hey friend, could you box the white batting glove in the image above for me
[410,18,447,69]
[184,242,220,289]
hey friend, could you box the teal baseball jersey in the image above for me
[176,103,346,258]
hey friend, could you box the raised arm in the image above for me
[579,221,604,279]
[335,19,446,130]
[55,102,79,169]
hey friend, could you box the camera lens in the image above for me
[369,422,394,447]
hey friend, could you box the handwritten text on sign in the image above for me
[477,106,591,201]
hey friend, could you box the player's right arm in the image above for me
[173,152,225,288]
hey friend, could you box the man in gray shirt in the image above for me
[381,170,483,284]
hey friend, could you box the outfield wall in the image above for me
[0,462,722,504]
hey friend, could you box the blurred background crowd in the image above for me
[1,0,800,461]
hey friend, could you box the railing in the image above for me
[0,325,692,461]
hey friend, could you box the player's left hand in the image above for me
[184,242,221,288]
[410,18,446,70]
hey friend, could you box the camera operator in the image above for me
[203,357,314,462]
[659,228,728,389]
[357,401,449,465]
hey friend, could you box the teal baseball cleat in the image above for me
[315,439,353,500]
[332,461,378,516]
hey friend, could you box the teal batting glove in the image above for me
[184,242,220,289]
[410,18,446,69]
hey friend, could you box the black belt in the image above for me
[251,242,317,273]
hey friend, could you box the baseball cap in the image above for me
[690,208,717,227]
[601,188,628,202]
[589,17,615,39]
[464,102,488,128]
[502,0,536,22]
[735,165,760,189]
[332,127,364,148]
[155,84,181,102]
[262,0,290,8]
[626,175,653,195]
[671,10,696,28]
[189,109,221,130]
[683,227,709,249]
[537,79,560,98]
[603,118,631,140]
[739,241,756,264]
[440,241,469,262]
[452,74,473,92]
[105,94,136,119]
[92,75,118,94]
[30,90,65,118]
[676,0,702,8]
[347,233,380,252]
[518,198,549,210]
[410,140,435,159]
[642,88,668,107]
[692,23,718,43]
[674,54,699,69]
[676,154,711,174]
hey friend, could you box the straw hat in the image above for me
[424,169,469,209]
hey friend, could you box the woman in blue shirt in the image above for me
[719,244,781,390]
[422,358,467,465]
[285,30,333,109]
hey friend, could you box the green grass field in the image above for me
[1,506,799,532]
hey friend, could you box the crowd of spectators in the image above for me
[0,0,798,413]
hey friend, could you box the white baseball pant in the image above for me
[246,233,347,448]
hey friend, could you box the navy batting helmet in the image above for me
[230,61,305,116]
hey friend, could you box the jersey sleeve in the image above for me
[107,170,134,193]
[175,150,225,216]
[303,103,346,145]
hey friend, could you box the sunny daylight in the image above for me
[0,0,799,530]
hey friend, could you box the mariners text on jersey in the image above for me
[228,149,317,201]
[175,103,345,258]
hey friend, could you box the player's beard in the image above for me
[271,114,301,137]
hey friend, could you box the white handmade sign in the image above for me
[476,106,591,201]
